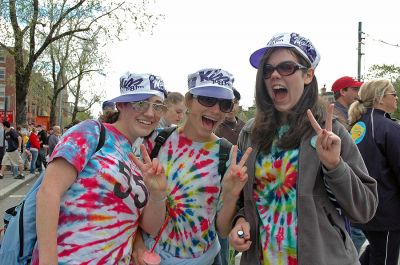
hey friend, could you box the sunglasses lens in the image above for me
[277,62,296,76]
[132,101,149,112]
[153,104,167,114]
[263,65,274,79]
[219,100,234,113]
[197,96,217,107]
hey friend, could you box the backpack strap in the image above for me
[95,122,106,152]
[218,138,232,178]
[150,127,177,159]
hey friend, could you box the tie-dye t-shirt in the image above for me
[31,120,148,265]
[253,126,299,265]
[144,127,230,259]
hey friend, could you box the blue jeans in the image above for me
[30,149,39,174]
[351,226,366,254]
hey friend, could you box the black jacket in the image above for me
[351,109,400,230]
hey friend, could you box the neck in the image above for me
[112,120,138,143]
[182,121,216,142]
[336,97,349,108]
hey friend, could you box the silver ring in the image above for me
[237,230,244,238]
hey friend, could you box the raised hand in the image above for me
[221,146,252,198]
[130,144,167,198]
[306,104,341,170]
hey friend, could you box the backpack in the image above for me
[0,122,106,265]
[149,127,232,177]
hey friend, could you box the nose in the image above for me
[142,104,155,117]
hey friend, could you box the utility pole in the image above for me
[357,22,365,81]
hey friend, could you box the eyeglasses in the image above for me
[263,61,308,79]
[385,92,398,97]
[130,101,167,115]
[192,95,234,113]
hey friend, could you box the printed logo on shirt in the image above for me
[351,121,366,144]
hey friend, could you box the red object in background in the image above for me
[0,111,13,123]
[34,116,50,130]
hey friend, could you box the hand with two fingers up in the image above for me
[130,144,168,201]
[221,145,253,199]
[307,104,341,170]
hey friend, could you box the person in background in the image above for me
[32,72,169,264]
[28,126,40,175]
[36,124,48,173]
[331,76,363,126]
[215,87,245,145]
[228,32,378,265]
[158,91,186,128]
[0,122,4,175]
[348,79,400,265]
[132,68,252,265]
[0,121,25,180]
[47,125,61,157]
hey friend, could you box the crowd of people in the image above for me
[0,123,62,180]
[1,31,399,265]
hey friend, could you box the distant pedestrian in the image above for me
[35,125,48,172]
[47,125,61,157]
[349,79,400,265]
[28,127,40,174]
[331,76,363,126]
[0,121,25,179]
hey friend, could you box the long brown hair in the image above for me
[251,47,326,153]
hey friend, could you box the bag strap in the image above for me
[149,127,177,159]
[95,122,106,152]
[218,138,232,178]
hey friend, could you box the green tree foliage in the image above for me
[366,64,400,119]
[0,0,163,124]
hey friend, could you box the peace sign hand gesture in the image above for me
[221,146,253,198]
[307,104,341,170]
[130,144,167,199]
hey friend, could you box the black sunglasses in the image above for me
[192,95,234,113]
[263,61,308,79]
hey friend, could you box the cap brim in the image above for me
[189,86,234,100]
[109,92,159,103]
[249,47,267,69]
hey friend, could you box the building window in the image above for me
[0,84,6,110]
[0,67,5,80]
[0,50,5,63]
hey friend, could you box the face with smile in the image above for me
[263,49,314,116]
[116,95,166,141]
[184,94,227,142]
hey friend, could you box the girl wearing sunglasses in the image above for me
[228,32,378,265]
[132,68,252,265]
[348,79,400,265]
[31,73,168,265]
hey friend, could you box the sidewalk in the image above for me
[0,171,36,200]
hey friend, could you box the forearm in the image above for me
[140,193,166,236]
[36,187,62,264]
[216,193,239,237]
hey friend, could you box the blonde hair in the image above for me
[348,79,394,125]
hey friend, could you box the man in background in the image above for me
[331,76,363,124]
[47,125,61,157]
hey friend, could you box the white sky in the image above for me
[92,0,400,115]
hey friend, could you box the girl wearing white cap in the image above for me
[132,68,252,265]
[32,73,169,264]
[228,32,378,265]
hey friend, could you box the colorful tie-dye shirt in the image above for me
[144,127,230,259]
[253,126,298,265]
[31,120,148,265]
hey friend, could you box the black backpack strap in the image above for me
[19,201,25,258]
[95,122,106,152]
[218,138,233,178]
[150,127,177,159]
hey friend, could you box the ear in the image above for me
[184,94,193,112]
[304,68,314,85]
